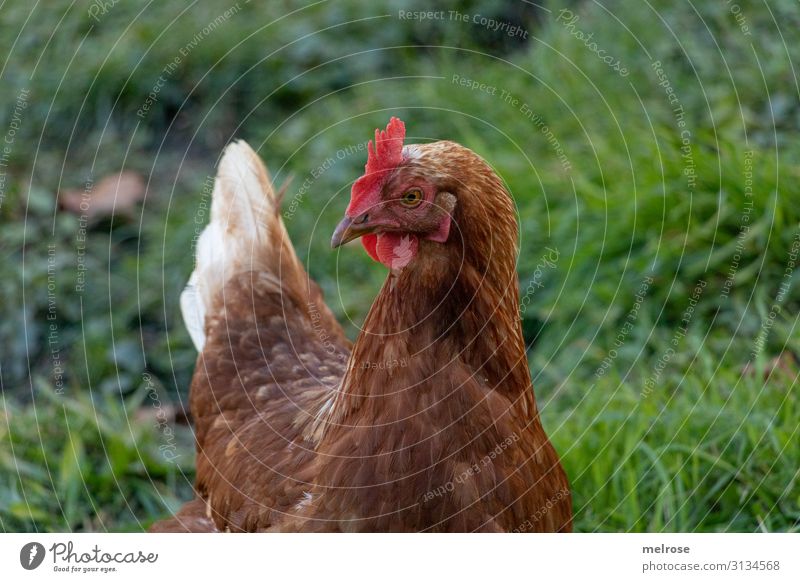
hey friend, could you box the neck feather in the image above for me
[341,180,530,406]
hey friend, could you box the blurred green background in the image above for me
[0,0,798,532]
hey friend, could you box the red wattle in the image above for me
[361,234,380,262]
[361,233,419,269]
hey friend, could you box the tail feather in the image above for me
[181,140,304,351]
[180,272,205,351]
[158,140,352,533]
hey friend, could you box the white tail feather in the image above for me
[180,272,205,351]
[181,140,279,351]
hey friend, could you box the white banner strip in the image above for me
[1,533,797,581]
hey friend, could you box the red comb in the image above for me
[346,117,406,217]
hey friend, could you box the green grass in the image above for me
[1,0,798,531]
[550,337,800,532]
[1,379,194,532]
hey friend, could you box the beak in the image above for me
[331,214,373,248]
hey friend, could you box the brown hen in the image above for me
[150,118,572,532]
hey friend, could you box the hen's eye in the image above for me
[401,189,423,207]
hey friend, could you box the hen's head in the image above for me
[332,117,513,273]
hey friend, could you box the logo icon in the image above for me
[390,235,415,270]
[20,542,46,570]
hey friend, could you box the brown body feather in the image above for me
[150,140,571,532]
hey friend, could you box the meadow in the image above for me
[0,0,797,532]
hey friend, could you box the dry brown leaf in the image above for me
[60,170,146,220]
